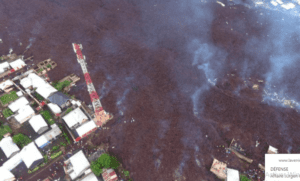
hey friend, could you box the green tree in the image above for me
[240,175,251,181]
[90,153,120,176]
[13,133,31,148]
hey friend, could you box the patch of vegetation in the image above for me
[52,145,60,151]
[47,64,51,68]
[124,170,130,177]
[70,95,75,99]
[0,91,18,105]
[28,163,46,174]
[65,108,72,114]
[35,92,44,101]
[3,108,14,118]
[240,175,251,181]
[53,80,71,91]
[0,125,12,139]
[91,153,120,176]
[12,133,31,148]
[60,142,66,146]
[37,68,43,73]
[40,110,55,125]
[50,151,62,159]
[44,155,48,163]
[62,132,71,144]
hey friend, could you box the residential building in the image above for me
[29,115,49,134]
[48,92,70,109]
[79,169,98,181]
[0,166,15,181]
[2,153,22,171]
[267,145,278,154]
[9,59,26,70]
[0,136,20,158]
[102,168,118,181]
[0,62,10,73]
[8,97,29,113]
[14,105,35,124]
[75,120,97,142]
[63,107,88,129]
[47,103,62,116]
[20,142,43,170]
[63,150,90,180]
[0,80,14,92]
[226,168,239,181]
[34,124,62,148]
[36,84,57,99]
[210,158,227,180]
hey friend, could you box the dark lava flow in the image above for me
[0,0,300,180]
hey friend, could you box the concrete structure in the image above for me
[0,137,20,159]
[63,107,88,129]
[0,166,15,181]
[63,150,90,180]
[102,168,118,181]
[75,120,97,142]
[8,97,29,112]
[210,158,227,180]
[47,103,62,115]
[2,153,22,171]
[29,115,49,134]
[226,168,239,181]
[20,142,43,170]
[9,59,26,70]
[267,145,278,154]
[14,105,35,124]
[48,92,70,108]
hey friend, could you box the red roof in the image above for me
[10,69,15,73]
[74,44,84,60]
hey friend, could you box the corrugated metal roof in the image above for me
[0,137,20,158]
[0,166,15,181]
[36,84,57,99]
[76,121,97,137]
[20,142,43,169]
[2,153,22,171]
[68,150,90,180]
[48,92,70,107]
[8,97,29,112]
[63,108,88,128]
[29,115,48,133]
[0,80,13,90]
[227,168,239,181]
[14,105,35,123]
[9,59,26,70]
[47,103,62,114]
[34,135,49,148]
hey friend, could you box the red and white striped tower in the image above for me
[72,43,112,127]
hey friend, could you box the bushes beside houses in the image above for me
[40,110,55,125]
[91,153,120,176]
[0,125,12,139]
[3,108,13,118]
[12,133,31,148]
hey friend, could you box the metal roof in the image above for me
[29,115,48,133]
[48,92,70,107]
[20,142,43,169]
[0,137,20,158]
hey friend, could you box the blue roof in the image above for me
[48,92,70,107]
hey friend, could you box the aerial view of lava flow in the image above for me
[1,0,300,180]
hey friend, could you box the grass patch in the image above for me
[37,68,43,73]
[0,91,18,105]
[40,110,55,125]
[52,145,59,151]
[44,155,48,163]
[35,92,44,101]
[65,108,72,115]
[0,125,12,139]
[50,151,62,159]
[240,175,251,181]
[62,132,71,144]
[53,80,71,91]
[124,170,130,177]
[13,133,31,148]
[3,108,14,118]
[47,64,51,68]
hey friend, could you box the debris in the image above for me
[216,1,225,7]
[258,164,265,171]
[267,145,278,154]
[258,80,263,82]
[252,84,259,90]
[210,158,227,179]
[255,141,260,147]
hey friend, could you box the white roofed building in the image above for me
[268,145,278,154]
[8,97,29,112]
[0,166,15,181]
[16,91,23,97]
[14,105,35,124]
[79,171,98,181]
[36,84,57,99]
[20,142,43,170]
[29,115,48,134]
[0,137,20,159]
[0,80,14,92]
[47,103,62,115]
[34,135,50,148]
[9,59,26,70]
[20,77,32,89]
[76,121,97,138]
[63,108,88,129]
[63,150,90,180]
[2,153,22,171]
[226,168,239,181]
[0,62,10,73]
[27,73,47,89]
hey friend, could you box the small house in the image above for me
[20,142,43,170]
[226,168,239,181]
[0,80,14,92]
[48,92,70,109]
[63,108,88,129]
[2,153,22,171]
[35,135,50,149]
[8,97,29,113]
[47,103,62,115]
[210,158,227,180]
[102,168,118,181]
[0,62,10,73]
[63,150,90,180]
[35,124,62,149]
[75,120,97,141]
[29,115,49,134]
[79,169,98,181]
[267,145,278,154]
[0,136,20,159]
[0,166,15,181]
[14,105,35,124]
[9,59,26,70]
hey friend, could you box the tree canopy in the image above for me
[91,153,120,176]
